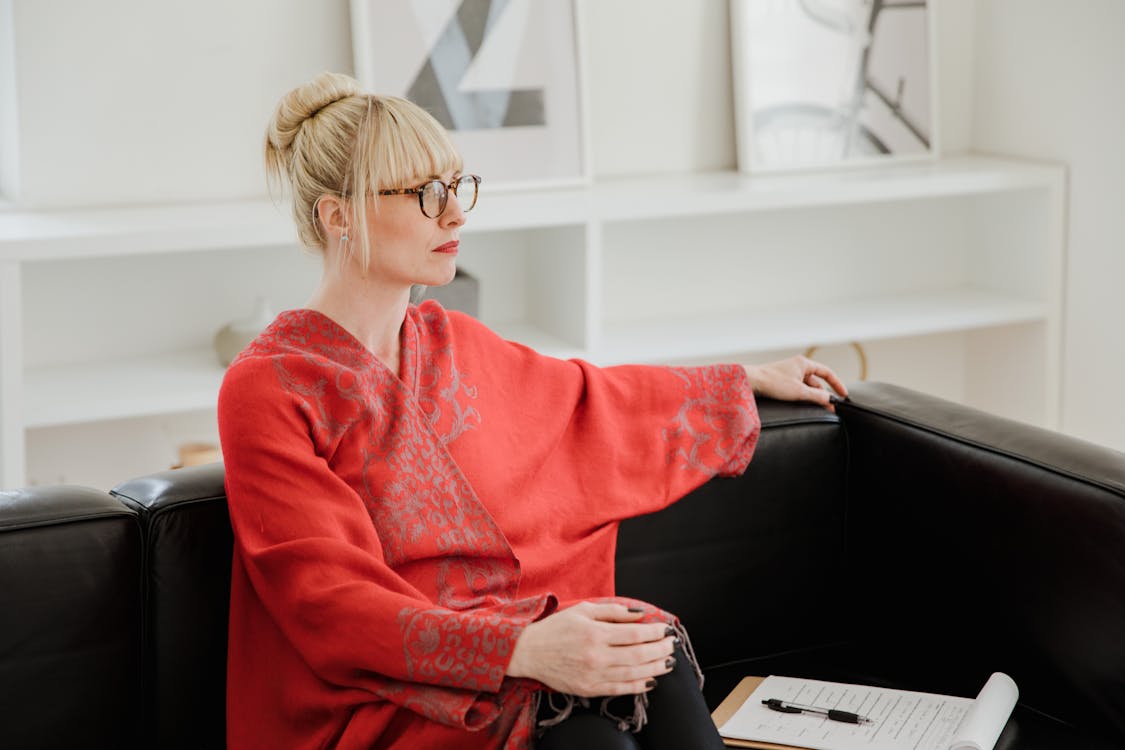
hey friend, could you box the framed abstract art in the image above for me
[731,0,938,173]
[351,0,589,189]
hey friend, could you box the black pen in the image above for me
[762,698,874,725]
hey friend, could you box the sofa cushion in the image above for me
[0,485,143,750]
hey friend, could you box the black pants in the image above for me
[535,647,725,750]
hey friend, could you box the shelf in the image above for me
[25,349,224,428]
[23,323,583,428]
[595,288,1047,365]
[488,321,586,361]
[0,201,296,261]
[0,191,589,263]
[0,156,1061,262]
[591,156,1062,222]
[23,289,1044,428]
[463,187,589,232]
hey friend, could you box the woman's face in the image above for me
[360,169,466,288]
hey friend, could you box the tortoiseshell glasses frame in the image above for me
[377,174,481,218]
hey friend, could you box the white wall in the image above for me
[971,0,1125,450]
[0,0,19,199]
[5,0,1125,485]
[9,0,739,204]
[8,0,981,204]
[581,0,737,175]
[583,0,981,172]
[9,0,354,207]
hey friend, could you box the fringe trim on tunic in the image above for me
[535,620,703,736]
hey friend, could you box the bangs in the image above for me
[366,97,463,190]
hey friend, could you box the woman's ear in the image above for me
[316,195,349,241]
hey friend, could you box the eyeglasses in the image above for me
[377,174,481,218]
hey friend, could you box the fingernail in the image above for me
[628,606,644,613]
[665,657,676,670]
[673,636,683,647]
[664,626,675,637]
[645,679,657,689]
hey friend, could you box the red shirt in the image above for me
[218,303,759,749]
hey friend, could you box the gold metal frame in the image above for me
[804,341,869,381]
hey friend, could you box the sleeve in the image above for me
[564,359,761,518]
[446,311,761,523]
[218,355,553,726]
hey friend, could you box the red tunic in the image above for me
[218,302,759,749]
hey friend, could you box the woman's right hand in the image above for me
[506,601,677,697]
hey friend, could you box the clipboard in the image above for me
[711,672,1018,750]
[711,676,807,750]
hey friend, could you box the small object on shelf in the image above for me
[213,297,274,367]
[171,442,221,469]
[421,267,480,317]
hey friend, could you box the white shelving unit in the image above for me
[598,289,1047,365]
[0,155,1066,488]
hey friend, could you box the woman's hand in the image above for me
[506,601,676,697]
[744,356,848,408]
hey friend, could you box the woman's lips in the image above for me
[433,241,459,254]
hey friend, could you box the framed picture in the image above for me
[731,0,938,173]
[350,0,589,190]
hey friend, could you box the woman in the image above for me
[218,72,847,750]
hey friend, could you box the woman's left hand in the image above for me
[744,356,848,409]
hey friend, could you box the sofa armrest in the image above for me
[837,382,1125,739]
[111,463,231,750]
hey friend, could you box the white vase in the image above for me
[213,297,273,367]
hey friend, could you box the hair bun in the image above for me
[266,71,363,158]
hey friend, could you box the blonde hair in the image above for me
[264,72,462,272]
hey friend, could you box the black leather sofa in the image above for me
[1,382,1122,749]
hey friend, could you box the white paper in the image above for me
[949,672,1019,750]
[719,673,1017,750]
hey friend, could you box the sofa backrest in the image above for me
[616,399,845,671]
[0,485,144,750]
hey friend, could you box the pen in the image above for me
[762,698,874,724]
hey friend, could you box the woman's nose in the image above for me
[440,193,467,227]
